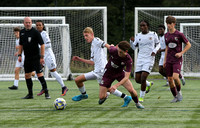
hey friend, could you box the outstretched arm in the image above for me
[72,56,94,65]
[175,41,191,58]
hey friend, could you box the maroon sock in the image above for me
[176,84,181,92]
[170,87,177,97]
[132,96,139,103]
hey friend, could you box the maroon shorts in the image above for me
[165,62,182,77]
[100,70,125,88]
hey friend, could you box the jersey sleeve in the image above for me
[130,34,138,50]
[153,32,160,53]
[180,32,189,44]
[95,37,106,48]
[36,30,44,45]
[125,58,132,72]
[41,31,51,49]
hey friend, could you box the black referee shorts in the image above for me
[24,58,43,74]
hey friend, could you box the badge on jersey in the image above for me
[28,37,32,43]
[149,37,152,40]
[175,37,178,41]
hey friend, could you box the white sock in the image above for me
[146,80,150,87]
[111,89,126,98]
[79,85,86,94]
[50,71,65,88]
[140,90,146,98]
[14,79,19,87]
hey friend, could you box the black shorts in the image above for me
[24,58,43,74]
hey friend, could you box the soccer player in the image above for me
[130,20,160,103]
[18,17,50,99]
[164,16,191,103]
[35,20,68,96]
[72,27,132,107]
[157,24,186,87]
[99,41,144,109]
[8,27,36,90]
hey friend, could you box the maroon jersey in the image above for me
[105,46,132,74]
[165,30,188,63]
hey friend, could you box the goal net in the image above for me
[180,23,200,77]
[135,7,200,77]
[0,7,107,80]
[0,24,71,80]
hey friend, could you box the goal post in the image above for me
[0,24,71,80]
[135,7,200,77]
[0,7,107,80]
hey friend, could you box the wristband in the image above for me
[18,54,21,57]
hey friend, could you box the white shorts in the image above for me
[159,55,165,66]
[15,56,24,68]
[84,70,104,84]
[135,62,154,74]
[44,53,57,70]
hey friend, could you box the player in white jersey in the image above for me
[36,20,68,96]
[72,27,132,107]
[130,20,160,102]
[9,27,36,90]
[157,24,168,86]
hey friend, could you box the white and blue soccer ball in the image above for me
[54,98,67,110]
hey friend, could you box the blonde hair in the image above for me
[83,27,94,34]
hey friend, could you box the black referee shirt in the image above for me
[20,27,44,60]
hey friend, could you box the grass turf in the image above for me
[0,78,200,128]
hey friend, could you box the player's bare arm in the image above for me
[72,56,94,65]
[109,72,131,93]
[18,45,23,62]
[175,41,191,58]
[40,44,45,65]
[163,46,168,68]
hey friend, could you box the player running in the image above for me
[35,20,68,96]
[164,16,191,103]
[130,20,160,103]
[72,27,132,107]
[99,41,144,109]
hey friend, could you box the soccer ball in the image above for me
[54,98,67,110]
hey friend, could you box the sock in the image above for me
[146,80,150,87]
[14,79,19,87]
[79,85,86,95]
[111,89,125,98]
[176,84,181,92]
[132,96,139,103]
[140,90,146,98]
[179,74,182,79]
[38,76,48,91]
[170,87,177,97]
[25,78,33,96]
[50,71,65,88]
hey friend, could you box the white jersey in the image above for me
[90,37,107,73]
[130,31,160,65]
[40,30,56,70]
[159,35,166,57]
[15,38,24,68]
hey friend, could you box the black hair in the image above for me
[158,24,165,30]
[140,20,150,27]
[36,20,46,31]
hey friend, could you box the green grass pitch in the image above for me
[0,78,200,128]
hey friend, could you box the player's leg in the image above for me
[173,63,183,102]
[22,72,34,99]
[9,59,23,90]
[139,71,149,102]
[72,72,92,101]
[159,66,168,86]
[122,79,144,109]
[99,85,109,105]
[35,58,50,99]
[166,63,178,103]
[179,73,185,86]
[9,67,21,90]
[50,68,68,96]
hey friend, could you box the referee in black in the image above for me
[18,17,50,99]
